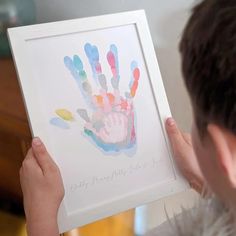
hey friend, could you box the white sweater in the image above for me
[146,197,236,236]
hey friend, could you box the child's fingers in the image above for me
[182,132,192,146]
[31,137,56,173]
[165,118,185,153]
[24,148,34,160]
[21,148,43,176]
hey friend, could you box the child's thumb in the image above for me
[32,137,55,171]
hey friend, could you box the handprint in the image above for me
[50,43,140,155]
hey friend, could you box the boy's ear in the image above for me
[207,124,236,187]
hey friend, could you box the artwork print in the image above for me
[50,43,140,156]
[8,11,189,233]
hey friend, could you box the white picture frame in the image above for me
[8,10,188,233]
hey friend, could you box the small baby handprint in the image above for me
[50,43,140,155]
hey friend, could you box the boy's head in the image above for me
[180,0,236,203]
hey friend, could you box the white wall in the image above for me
[33,0,198,232]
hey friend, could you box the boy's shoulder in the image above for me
[146,197,236,236]
[145,219,172,236]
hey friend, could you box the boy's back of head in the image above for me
[179,0,236,205]
[180,0,236,136]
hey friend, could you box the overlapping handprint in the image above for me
[50,43,140,155]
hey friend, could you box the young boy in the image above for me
[20,0,236,235]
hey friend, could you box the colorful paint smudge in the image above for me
[50,43,140,156]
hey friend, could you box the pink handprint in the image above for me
[51,43,140,154]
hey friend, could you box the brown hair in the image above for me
[180,0,236,135]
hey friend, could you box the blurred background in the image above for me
[0,0,197,235]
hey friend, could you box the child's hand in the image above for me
[20,137,64,236]
[165,118,204,194]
